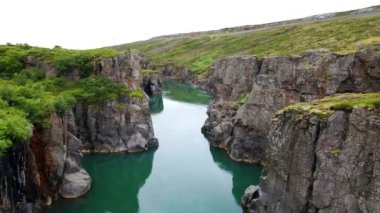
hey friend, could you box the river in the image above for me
[46,80,262,213]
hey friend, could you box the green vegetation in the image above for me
[0,107,32,152]
[277,93,380,121]
[113,13,380,75]
[0,44,118,78]
[142,69,161,75]
[238,94,249,105]
[0,44,141,153]
[127,89,145,98]
[330,149,342,157]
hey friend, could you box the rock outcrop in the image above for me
[244,106,380,213]
[76,52,158,153]
[202,48,380,163]
[30,113,91,203]
[0,52,158,212]
[142,73,162,96]
[0,142,32,212]
[143,62,194,83]
[0,112,90,213]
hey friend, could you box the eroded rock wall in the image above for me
[243,107,380,213]
[0,112,90,213]
[0,52,158,212]
[202,49,380,163]
[76,52,158,152]
[143,62,193,83]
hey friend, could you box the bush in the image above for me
[71,77,127,104]
[54,94,76,115]
[13,68,44,85]
[0,107,32,153]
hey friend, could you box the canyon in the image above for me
[144,48,380,213]
[1,5,380,213]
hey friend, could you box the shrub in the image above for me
[0,107,32,153]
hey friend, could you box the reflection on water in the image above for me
[45,150,156,213]
[46,80,262,213]
[210,148,263,204]
[162,80,210,104]
[149,95,164,114]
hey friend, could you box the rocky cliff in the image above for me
[77,52,158,152]
[242,94,380,213]
[0,112,90,213]
[202,48,380,163]
[0,52,157,212]
[143,62,194,83]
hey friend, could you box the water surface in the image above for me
[46,81,262,213]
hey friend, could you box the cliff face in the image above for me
[243,107,380,213]
[0,142,30,212]
[76,52,158,152]
[31,113,90,202]
[0,52,157,212]
[143,62,194,83]
[0,112,90,213]
[202,48,380,163]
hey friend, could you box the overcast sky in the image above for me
[1,0,378,49]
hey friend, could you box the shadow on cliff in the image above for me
[45,149,156,213]
[210,147,263,205]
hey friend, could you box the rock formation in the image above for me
[142,73,162,96]
[243,105,380,213]
[143,62,194,83]
[0,52,158,212]
[77,52,158,153]
[202,48,380,163]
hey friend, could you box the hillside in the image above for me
[111,6,380,75]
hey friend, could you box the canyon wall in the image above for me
[202,48,380,163]
[143,62,194,83]
[77,52,158,152]
[0,52,157,212]
[242,106,380,213]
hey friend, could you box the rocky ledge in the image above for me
[77,52,158,152]
[202,48,380,163]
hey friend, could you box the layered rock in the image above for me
[202,48,380,163]
[0,112,90,213]
[0,52,158,212]
[30,113,91,202]
[77,52,158,152]
[143,62,193,83]
[244,106,380,213]
[0,142,32,212]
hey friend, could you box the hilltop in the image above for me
[111,5,380,75]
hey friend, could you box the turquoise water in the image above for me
[45,81,262,213]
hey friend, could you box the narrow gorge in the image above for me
[1,5,380,213]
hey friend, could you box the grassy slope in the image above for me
[112,12,380,75]
[277,93,380,121]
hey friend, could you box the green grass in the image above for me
[142,69,161,74]
[112,13,380,75]
[276,93,380,121]
[127,89,145,98]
